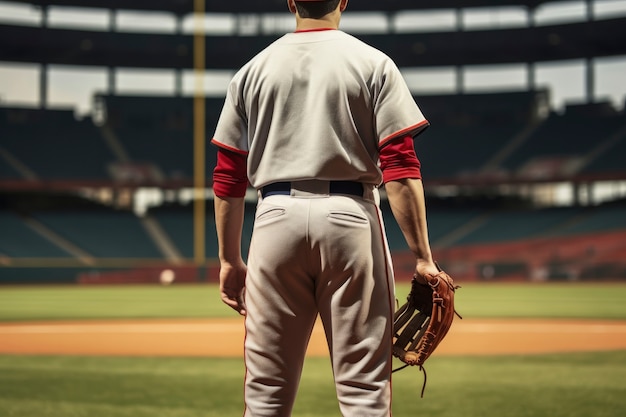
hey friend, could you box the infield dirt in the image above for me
[1,318,626,356]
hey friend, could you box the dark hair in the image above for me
[295,0,341,19]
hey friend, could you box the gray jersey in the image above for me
[212,29,428,188]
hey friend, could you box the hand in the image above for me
[219,260,247,316]
[414,259,440,285]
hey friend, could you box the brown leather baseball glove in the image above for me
[392,263,461,396]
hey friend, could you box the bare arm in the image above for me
[214,195,247,315]
[385,178,439,280]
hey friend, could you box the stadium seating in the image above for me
[143,199,256,262]
[0,107,116,180]
[555,201,626,235]
[1,90,625,283]
[29,209,162,258]
[148,203,218,259]
[416,123,527,179]
[452,206,584,245]
[583,139,626,174]
[499,103,626,177]
[0,210,70,257]
[414,91,547,179]
[0,156,22,180]
[97,95,222,183]
[4,92,622,185]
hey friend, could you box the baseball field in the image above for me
[1,282,625,417]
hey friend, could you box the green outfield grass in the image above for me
[0,285,227,321]
[0,352,625,417]
[1,282,626,321]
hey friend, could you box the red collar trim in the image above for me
[294,28,336,33]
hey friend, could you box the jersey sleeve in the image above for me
[211,78,249,154]
[374,59,429,148]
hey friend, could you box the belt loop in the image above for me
[364,185,377,203]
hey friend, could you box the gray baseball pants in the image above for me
[243,181,396,417]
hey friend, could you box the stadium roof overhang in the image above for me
[9,0,576,15]
[1,18,625,70]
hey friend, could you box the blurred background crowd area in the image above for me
[1,0,625,285]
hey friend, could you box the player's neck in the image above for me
[295,15,340,31]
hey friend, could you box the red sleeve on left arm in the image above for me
[213,148,249,198]
[379,135,422,184]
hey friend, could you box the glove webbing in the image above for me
[392,306,431,397]
[395,310,430,355]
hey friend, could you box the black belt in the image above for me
[261,181,364,198]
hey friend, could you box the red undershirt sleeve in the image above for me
[213,147,249,198]
[379,135,422,184]
[213,135,419,195]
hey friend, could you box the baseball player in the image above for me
[212,1,439,416]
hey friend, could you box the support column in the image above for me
[39,64,47,109]
[585,0,593,21]
[586,57,594,104]
[387,12,394,33]
[455,8,463,94]
[455,66,464,94]
[107,9,117,96]
[108,68,116,95]
[40,5,49,109]
[527,62,535,91]
[175,14,184,97]
[175,70,183,97]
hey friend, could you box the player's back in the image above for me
[232,30,394,187]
